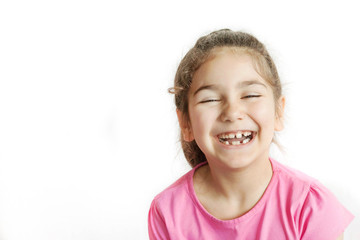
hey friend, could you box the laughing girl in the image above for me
[148,29,353,240]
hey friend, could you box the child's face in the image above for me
[178,47,285,170]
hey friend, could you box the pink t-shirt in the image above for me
[148,159,354,240]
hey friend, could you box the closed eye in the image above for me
[200,99,220,103]
[242,95,261,99]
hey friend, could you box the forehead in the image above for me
[190,47,268,92]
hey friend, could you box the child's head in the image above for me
[170,29,284,168]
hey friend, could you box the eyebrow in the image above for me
[193,85,217,96]
[240,80,267,88]
[193,80,267,96]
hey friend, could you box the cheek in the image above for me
[249,101,277,128]
[189,107,218,136]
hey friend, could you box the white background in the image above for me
[0,0,359,239]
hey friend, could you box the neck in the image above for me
[205,157,273,201]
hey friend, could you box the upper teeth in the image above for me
[219,131,252,139]
[243,132,251,137]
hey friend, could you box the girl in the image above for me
[148,29,354,240]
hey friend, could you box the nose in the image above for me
[220,100,245,122]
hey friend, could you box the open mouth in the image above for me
[217,131,255,146]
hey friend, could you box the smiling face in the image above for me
[178,47,285,170]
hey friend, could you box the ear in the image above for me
[176,109,194,142]
[274,96,286,131]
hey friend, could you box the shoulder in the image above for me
[297,180,354,239]
[271,159,354,240]
[271,158,316,186]
[150,166,195,210]
[271,158,350,213]
[148,166,200,239]
[271,159,319,201]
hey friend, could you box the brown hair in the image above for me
[169,29,282,168]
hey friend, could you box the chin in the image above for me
[211,155,256,170]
